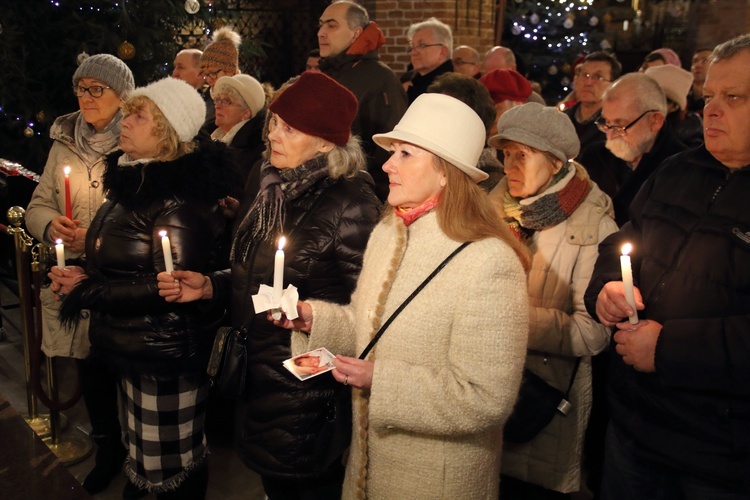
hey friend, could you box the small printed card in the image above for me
[283,347,336,381]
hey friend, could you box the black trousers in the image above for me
[261,461,345,500]
[76,357,122,441]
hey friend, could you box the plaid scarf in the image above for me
[231,156,329,262]
[503,162,590,241]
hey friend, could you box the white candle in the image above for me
[159,230,174,273]
[55,238,66,269]
[620,243,639,324]
[273,236,286,306]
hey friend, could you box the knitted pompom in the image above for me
[211,26,242,48]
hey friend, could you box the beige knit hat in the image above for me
[373,94,488,183]
[200,27,241,74]
[212,74,266,117]
[645,65,694,111]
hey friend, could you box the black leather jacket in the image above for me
[212,169,381,479]
[61,142,236,376]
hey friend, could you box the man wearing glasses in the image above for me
[565,51,622,156]
[452,45,481,78]
[405,17,454,103]
[580,73,686,226]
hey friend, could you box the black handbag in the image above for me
[503,358,581,444]
[312,242,471,471]
[206,326,248,398]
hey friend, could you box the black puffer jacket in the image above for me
[212,169,381,479]
[61,142,236,376]
[584,146,750,492]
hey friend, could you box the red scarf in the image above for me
[393,197,439,226]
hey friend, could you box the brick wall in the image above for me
[691,0,750,51]
[363,0,498,76]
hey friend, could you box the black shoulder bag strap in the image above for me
[358,241,471,360]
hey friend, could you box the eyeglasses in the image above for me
[72,85,112,98]
[576,72,611,83]
[200,69,223,81]
[595,110,658,136]
[453,58,478,66]
[407,43,443,54]
[214,97,240,108]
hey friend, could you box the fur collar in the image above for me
[102,141,237,210]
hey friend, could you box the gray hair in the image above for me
[213,86,249,110]
[603,72,667,116]
[326,135,366,179]
[484,46,515,68]
[711,33,750,63]
[408,17,453,54]
[332,1,369,29]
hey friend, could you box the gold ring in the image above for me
[344,375,349,386]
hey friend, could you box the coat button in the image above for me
[80,311,90,319]
[90,180,100,188]
[95,238,102,250]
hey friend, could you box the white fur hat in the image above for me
[645,65,694,111]
[129,77,206,142]
[373,93,488,183]
[212,74,266,117]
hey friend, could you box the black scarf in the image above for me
[230,156,329,262]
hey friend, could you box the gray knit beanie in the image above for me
[72,54,135,98]
[488,102,580,162]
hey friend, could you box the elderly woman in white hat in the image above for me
[487,102,617,498]
[53,77,236,498]
[272,93,530,499]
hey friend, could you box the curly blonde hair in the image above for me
[121,96,195,161]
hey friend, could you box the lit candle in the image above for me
[63,166,72,219]
[159,230,174,273]
[55,238,66,269]
[620,243,639,324]
[273,236,286,306]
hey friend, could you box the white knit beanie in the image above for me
[128,77,206,142]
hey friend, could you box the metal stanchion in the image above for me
[6,206,51,437]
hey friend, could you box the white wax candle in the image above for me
[620,243,639,324]
[55,238,66,269]
[273,236,286,306]
[159,230,174,273]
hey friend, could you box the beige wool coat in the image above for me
[294,211,529,499]
[489,166,617,493]
[26,111,110,358]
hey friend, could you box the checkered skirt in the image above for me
[122,374,210,493]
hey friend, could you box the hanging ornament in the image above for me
[511,25,522,36]
[76,51,90,66]
[563,15,574,29]
[548,65,558,76]
[530,13,540,25]
[600,39,612,50]
[24,127,34,138]
[561,76,571,86]
[185,0,200,14]
[36,111,46,123]
[589,16,599,27]
[118,40,136,60]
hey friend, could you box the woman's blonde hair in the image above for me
[121,95,194,161]
[435,156,530,271]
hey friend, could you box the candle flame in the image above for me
[622,243,632,256]
[55,238,63,245]
[159,230,167,238]
[64,166,71,176]
[278,236,286,251]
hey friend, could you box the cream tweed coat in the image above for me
[294,211,529,499]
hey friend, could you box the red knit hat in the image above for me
[268,72,358,146]
[480,69,532,104]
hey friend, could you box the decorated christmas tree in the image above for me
[502,0,612,103]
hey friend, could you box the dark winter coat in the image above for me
[406,59,454,104]
[61,142,236,376]
[584,146,750,493]
[224,108,267,195]
[211,169,381,479]
[321,49,407,201]
[564,103,602,159]
[579,126,687,226]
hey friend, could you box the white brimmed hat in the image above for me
[373,93,488,183]
[212,74,266,117]
[129,77,206,142]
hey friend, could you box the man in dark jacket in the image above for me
[584,34,750,498]
[580,72,687,226]
[318,0,407,201]
[405,17,454,104]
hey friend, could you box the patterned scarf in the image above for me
[503,162,590,241]
[74,111,122,167]
[231,156,329,262]
[393,197,439,226]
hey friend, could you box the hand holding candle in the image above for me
[620,243,639,324]
[159,230,174,274]
[55,238,66,269]
[63,165,72,219]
